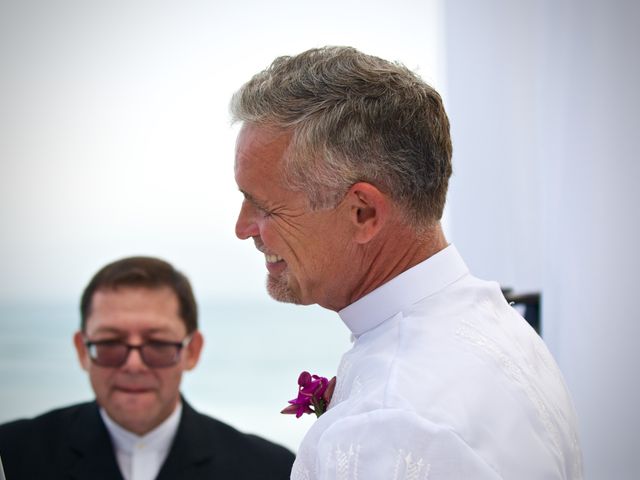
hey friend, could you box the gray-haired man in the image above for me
[231,46,583,479]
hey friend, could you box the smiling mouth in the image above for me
[255,241,284,265]
[265,253,283,263]
[261,250,286,276]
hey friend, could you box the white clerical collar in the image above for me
[100,401,182,457]
[339,244,469,338]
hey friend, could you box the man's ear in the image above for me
[345,182,389,244]
[183,330,204,371]
[73,331,91,371]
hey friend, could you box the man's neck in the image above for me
[100,399,182,439]
[344,222,448,308]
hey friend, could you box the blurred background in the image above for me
[0,0,638,477]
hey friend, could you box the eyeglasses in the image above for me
[84,336,192,368]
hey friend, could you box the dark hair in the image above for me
[230,46,453,228]
[80,256,198,333]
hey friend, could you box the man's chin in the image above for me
[266,274,302,304]
[110,389,157,410]
[106,400,161,434]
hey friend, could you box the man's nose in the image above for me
[122,347,148,372]
[235,200,259,240]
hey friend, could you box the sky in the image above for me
[0,0,444,305]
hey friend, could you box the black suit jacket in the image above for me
[0,399,294,479]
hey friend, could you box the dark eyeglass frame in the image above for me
[83,335,193,368]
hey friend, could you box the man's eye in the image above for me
[256,204,272,217]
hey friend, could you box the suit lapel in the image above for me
[65,403,124,480]
[156,400,216,479]
[61,400,221,479]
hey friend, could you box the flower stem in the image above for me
[312,398,325,418]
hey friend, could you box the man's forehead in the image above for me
[234,124,294,199]
[89,324,177,335]
[86,287,185,328]
[235,124,292,165]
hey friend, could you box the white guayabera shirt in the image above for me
[292,245,583,480]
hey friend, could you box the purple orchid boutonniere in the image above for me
[281,371,337,418]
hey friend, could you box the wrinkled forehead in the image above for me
[235,123,292,169]
[234,124,296,196]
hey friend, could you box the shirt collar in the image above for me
[338,244,469,338]
[100,401,182,455]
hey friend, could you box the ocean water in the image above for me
[0,299,352,452]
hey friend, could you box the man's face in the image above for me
[234,124,357,311]
[73,286,203,435]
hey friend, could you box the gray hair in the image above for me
[230,46,452,227]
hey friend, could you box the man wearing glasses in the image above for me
[0,256,294,479]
